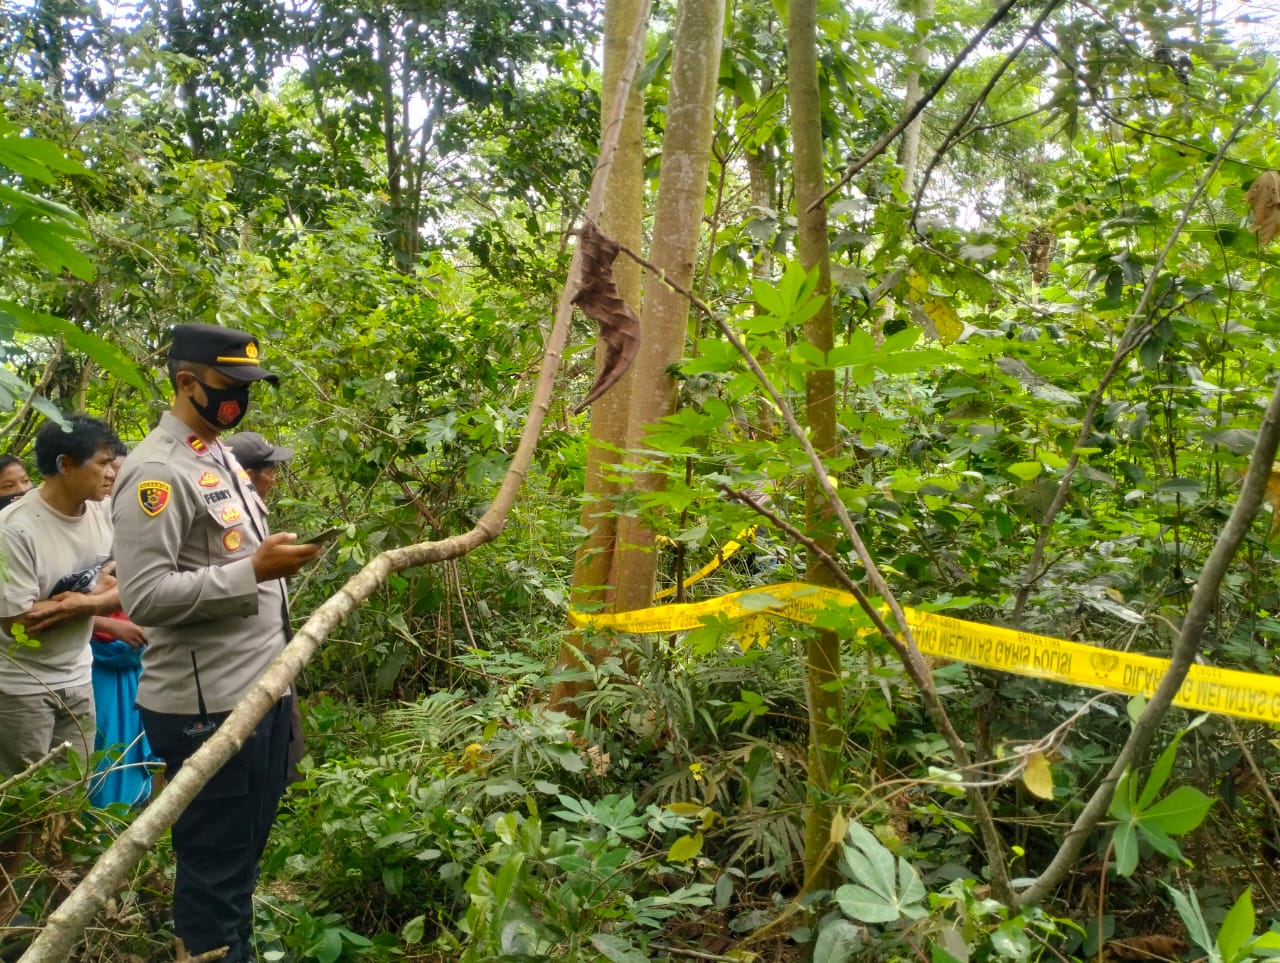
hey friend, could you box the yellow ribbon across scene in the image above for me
[570,582,1280,726]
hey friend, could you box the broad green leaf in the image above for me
[0,183,85,223]
[1142,785,1212,835]
[308,927,343,963]
[11,217,95,280]
[844,822,896,901]
[1007,461,1043,481]
[835,882,900,923]
[401,915,425,945]
[591,934,650,963]
[0,136,90,177]
[667,832,704,862]
[0,300,148,390]
[813,918,862,963]
[1217,887,1253,963]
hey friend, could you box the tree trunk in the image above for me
[896,0,934,192]
[551,0,649,709]
[611,0,726,613]
[787,0,844,894]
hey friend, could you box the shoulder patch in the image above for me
[138,481,171,517]
[223,529,242,552]
[185,434,209,456]
[236,468,251,483]
[197,471,223,488]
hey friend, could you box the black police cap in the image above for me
[168,324,279,384]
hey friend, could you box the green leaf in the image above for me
[1142,785,1212,835]
[1217,887,1253,963]
[1165,884,1215,956]
[813,918,863,963]
[1007,461,1043,481]
[309,927,343,963]
[835,882,901,923]
[11,217,95,280]
[1113,821,1139,877]
[590,934,650,963]
[401,914,425,945]
[0,300,148,390]
[843,822,896,901]
[667,833,704,863]
[1137,732,1185,810]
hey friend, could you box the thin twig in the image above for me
[911,0,1063,228]
[0,744,69,796]
[647,942,742,962]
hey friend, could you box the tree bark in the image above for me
[552,0,650,710]
[786,0,844,894]
[896,0,934,192]
[611,0,726,613]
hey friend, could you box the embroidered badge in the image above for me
[216,400,242,426]
[245,341,259,360]
[197,471,222,488]
[185,434,208,455]
[138,481,171,517]
[223,529,243,552]
[220,505,242,523]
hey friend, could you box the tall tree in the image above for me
[553,0,649,708]
[787,0,844,894]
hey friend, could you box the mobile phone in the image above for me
[299,525,344,546]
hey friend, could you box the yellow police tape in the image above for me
[653,527,758,601]
[570,581,1280,726]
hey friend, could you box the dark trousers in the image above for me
[140,697,292,963]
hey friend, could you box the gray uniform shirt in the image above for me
[113,412,288,714]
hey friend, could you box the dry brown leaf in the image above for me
[570,219,641,413]
[1246,170,1280,245]
[1105,934,1187,961]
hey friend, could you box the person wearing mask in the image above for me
[0,455,33,511]
[0,415,124,925]
[224,431,307,785]
[112,325,320,963]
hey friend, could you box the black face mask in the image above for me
[0,491,24,511]
[188,376,251,430]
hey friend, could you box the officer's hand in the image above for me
[251,533,323,582]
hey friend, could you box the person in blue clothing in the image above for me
[89,442,153,809]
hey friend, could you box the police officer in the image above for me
[112,325,320,962]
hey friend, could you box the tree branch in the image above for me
[808,0,1031,213]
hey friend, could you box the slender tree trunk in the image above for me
[552,0,648,709]
[611,0,726,613]
[788,0,844,893]
[896,0,933,192]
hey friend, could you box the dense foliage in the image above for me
[4,0,1280,960]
